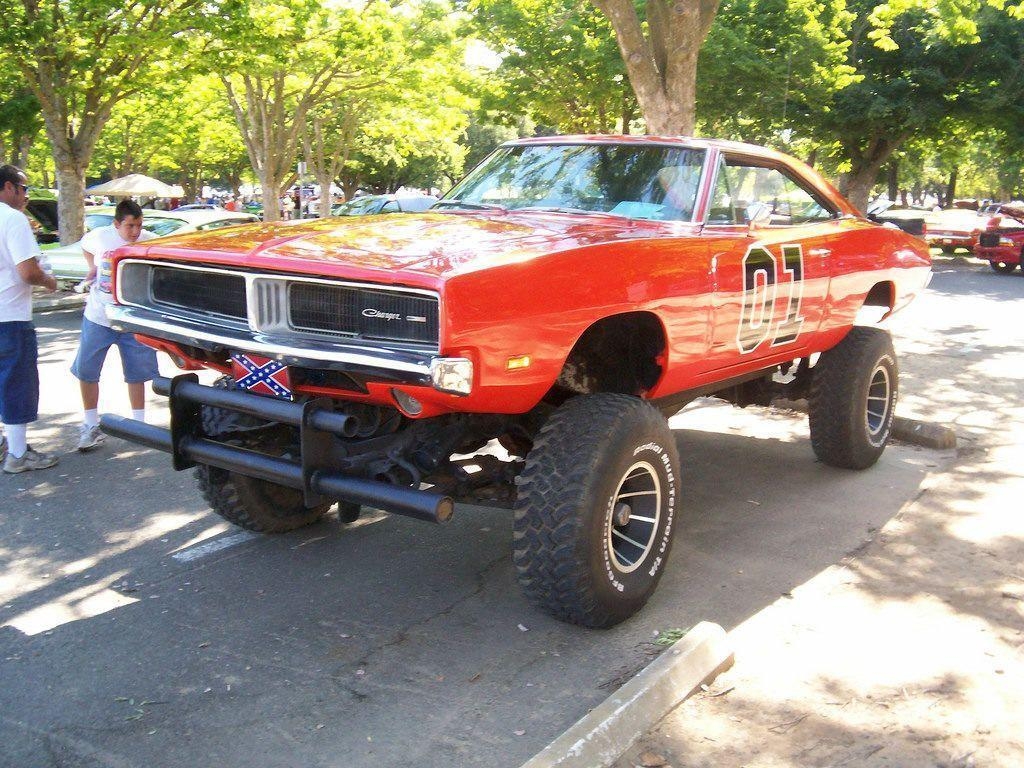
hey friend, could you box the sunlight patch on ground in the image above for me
[3,570,137,636]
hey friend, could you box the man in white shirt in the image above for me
[0,164,59,473]
[71,199,158,451]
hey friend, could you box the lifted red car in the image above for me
[102,136,931,627]
[975,205,1024,274]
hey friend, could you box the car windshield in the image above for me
[85,213,114,231]
[441,143,707,221]
[334,197,384,216]
[144,218,186,236]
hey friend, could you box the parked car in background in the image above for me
[331,193,439,216]
[925,208,1000,253]
[26,191,60,248]
[866,200,929,237]
[46,207,259,284]
[975,205,1024,274]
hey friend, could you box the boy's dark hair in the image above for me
[114,199,143,222]
[0,164,27,191]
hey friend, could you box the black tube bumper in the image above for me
[100,374,453,524]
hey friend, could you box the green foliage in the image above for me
[697,0,855,144]
[468,0,636,132]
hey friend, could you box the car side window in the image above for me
[380,200,401,214]
[707,157,739,224]
[720,161,834,225]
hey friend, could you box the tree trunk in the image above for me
[592,0,719,136]
[54,162,87,244]
[946,169,958,207]
[259,169,283,223]
[840,164,884,214]
[887,160,898,201]
[316,172,334,218]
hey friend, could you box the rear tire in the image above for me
[513,394,680,628]
[196,465,330,533]
[809,327,897,470]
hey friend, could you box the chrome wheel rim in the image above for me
[607,461,661,574]
[866,364,892,441]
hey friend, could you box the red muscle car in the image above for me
[975,205,1024,273]
[101,136,931,627]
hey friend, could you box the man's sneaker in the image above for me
[77,424,106,452]
[3,447,59,474]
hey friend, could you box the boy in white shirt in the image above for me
[0,164,59,473]
[71,199,158,451]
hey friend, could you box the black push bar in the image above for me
[100,374,454,524]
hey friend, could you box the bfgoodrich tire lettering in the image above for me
[808,326,898,470]
[513,393,680,628]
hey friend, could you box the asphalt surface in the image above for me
[1,286,954,768]
[613,256,1024,768]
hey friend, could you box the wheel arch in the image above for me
[550,311,668,400]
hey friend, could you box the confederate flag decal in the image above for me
[231,353,293,399]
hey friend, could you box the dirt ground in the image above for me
[614,257,1024,768]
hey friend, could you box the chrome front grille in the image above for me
[289,283,439,344]
[117,260,440,349]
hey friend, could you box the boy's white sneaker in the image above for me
[77,424,106,452]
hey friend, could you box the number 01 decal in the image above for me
[736,244,805,353]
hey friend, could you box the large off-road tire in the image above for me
[513,393,680,628]
[809,326,898,470]
[990,260,1017,274]
[196,464,330,533]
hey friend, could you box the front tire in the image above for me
[991,260,1016,274]
[196,465,330,533]
[513,394,680,628]
[809,327,898,470]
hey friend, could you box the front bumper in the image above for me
[100,374,454,524]
[106,303,471,393]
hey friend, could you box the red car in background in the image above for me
[975,205,1024,273]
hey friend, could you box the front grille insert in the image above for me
[978,232,1000,247]
[151,267,247,319]
[289,283,439,345]
[117,260,441,349]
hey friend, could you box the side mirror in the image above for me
[746,202,772,232]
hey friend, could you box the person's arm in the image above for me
[82,247,98,281]
[5,215,57,291]
[16,258,57,292]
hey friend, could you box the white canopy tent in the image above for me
[86,174,184,198]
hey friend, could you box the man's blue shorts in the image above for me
[71,317,159,384]
[0,321,40,424]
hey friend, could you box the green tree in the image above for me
[469,0,636,132]
[696,0,855,144]
[0,0,204,241]
[0,67,42,168]
[821,3,1024,209]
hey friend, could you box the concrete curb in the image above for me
[34,291,87,313]
[517,621,733,768]
[772,398,957,451]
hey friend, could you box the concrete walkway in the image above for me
[613,257,1024,768]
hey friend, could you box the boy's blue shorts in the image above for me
[0,321,39,424]
[71,317,159,384]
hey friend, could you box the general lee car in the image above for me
[101,136,931,627]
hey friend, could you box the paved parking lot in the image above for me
[1,261,988,768]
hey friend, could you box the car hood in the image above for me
[138,212,686,283]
